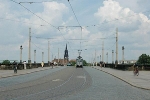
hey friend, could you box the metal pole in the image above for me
[102,41,104,62]
[28,28,31,64]
[115,28,118,64]
[106,52,108,63]
[95,49,97,66]
[48,41,50,66]
[20,45,23,63]
[42,52,44,62]
[100,55,101,62]
[34,50,36,63]
[112,50,114,64]
[122,46,124,64]
[58,48,59,66]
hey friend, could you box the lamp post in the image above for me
[20,45,23,63]
[42,52,44,62]
[28,28,31,64]
[122,46,125,64]
[106,52,108,64]
[48,41,50,66]
[100,55,101,62]
[112,50,114,64]
[34,50,36,64]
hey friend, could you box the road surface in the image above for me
[0,66,150,100]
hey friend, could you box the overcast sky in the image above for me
[0,0,150,63]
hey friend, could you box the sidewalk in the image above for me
[92,66,150,90]
[0,66,55,79]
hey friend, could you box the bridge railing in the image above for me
[104,63,150,71]
[0,63,53,70]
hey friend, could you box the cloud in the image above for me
[25,2,68,34]
[0,0,150,62]
[93,0,150,61]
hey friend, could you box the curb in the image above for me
[91,66,150,90]
[0,66,58,79]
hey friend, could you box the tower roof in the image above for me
[64,44,69,59]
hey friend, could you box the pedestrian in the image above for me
[52,63,54,68]
[13,61,17,73]
[133,63,139,76]
[103,62,105,67]
[41,61,44,68]
[142,65,144,70]
[134,66,139,76]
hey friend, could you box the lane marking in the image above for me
[77,76,86,79]
[52,79,63,81]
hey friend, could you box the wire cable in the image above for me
[68,0,81,26]
[10,0,58,30]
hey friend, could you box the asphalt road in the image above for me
[0,66,150,100]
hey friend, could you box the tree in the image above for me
[83,60,88,66]
[137,54,150,64]
[2,60,11,65]
[70,61,76,66]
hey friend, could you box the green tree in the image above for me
[137,54,150,64]
[2,60,10,65]
[70,61,76,66]
[83,60,88,66]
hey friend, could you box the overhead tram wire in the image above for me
[68,0,81,26]
[31,41,44,50]
[10,1,74,57]
[84,10,150,28]
[18,0,62,4]
[107,42,116,51]
[57,28,76,56]
[68,0,83,51]
[10,0,58,30]
[10,0,76,55]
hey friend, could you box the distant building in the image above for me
[119,60,137,64]
[52,58,67,65]
[70,59,76,62]
[64,44,69,60]
[52,44,69,66]
[64,44,69,65]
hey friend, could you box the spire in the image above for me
[64,43,69,59]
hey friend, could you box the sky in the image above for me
[0,0,150,63]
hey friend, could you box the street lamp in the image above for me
[42,52,44,62]
[34,50,36,64]
[100,55,101,62]
[20,45,23,63]
[106,52,108,64]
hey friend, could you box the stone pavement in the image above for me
[92,66,150,90]
[0,66,56,79]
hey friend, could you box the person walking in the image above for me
[133,63,139,76]
[41,61,44,68]
[135,66,139,76]
[13,61,17,73]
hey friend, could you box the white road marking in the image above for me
[77,76,86,79]
[52,79,63,81]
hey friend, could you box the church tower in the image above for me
[64,44,69,63]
